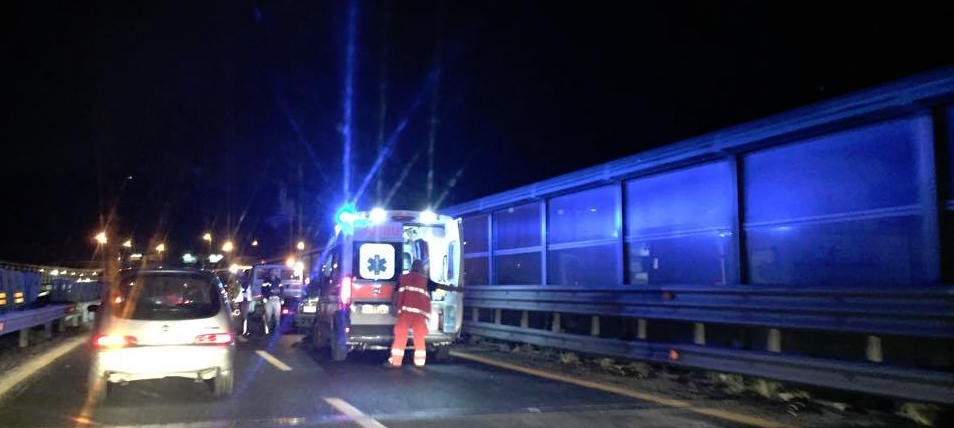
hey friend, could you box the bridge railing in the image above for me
[462,284,954,404]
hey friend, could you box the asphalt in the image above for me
[0,333,748,428]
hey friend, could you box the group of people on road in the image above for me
[231,259,445,369]
[235,269,284,336]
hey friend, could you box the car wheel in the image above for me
[212,368,233,397]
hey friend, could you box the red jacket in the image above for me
[395,271,431,319]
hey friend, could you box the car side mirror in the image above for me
[88,304,100,313]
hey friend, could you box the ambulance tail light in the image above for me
[340,276,353,305]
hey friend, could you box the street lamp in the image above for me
[202,232,212,242]
[296,240,305,251]
[122,239,132,248]
[251,240,258,247]
[94,231,108,245]
[222,240,234,253]
[156,243,165,253]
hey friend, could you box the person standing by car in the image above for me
[386,260,431,368]
[261,270,283,335]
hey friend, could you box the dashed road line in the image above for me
[254,350,292,372]
[449,350,792,428]
[324,397,388,428]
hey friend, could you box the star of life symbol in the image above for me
[368,255,387,275]
[359,243,395,280]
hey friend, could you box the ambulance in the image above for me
[306,207,462,361]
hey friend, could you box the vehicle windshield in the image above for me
[112,273,220,320]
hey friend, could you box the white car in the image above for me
[89,269,235,401]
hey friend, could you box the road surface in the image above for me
[0,333,750,428]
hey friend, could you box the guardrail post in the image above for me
[767,328,781,353]
[694,322,705,345]
[552,313,561,333]
[18,328,29,348]
[494,309,502,325]
[590,316,600,336]
[637,318,647,340]
[867,335,883,363]
[520,311,529,328]
[472,307,479,322]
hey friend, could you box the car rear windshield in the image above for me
[112,273,221,320]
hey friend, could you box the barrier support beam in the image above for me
[694,322,705,345]
[867,335,883,363]
[768,328,782,353]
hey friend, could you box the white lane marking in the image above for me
[0,335,88,400]
[255,350,292,372]
[324,397,388,428]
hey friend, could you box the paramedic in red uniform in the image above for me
[386,260,431,367]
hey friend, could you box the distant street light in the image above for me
[122,239,132,248]
[296,241,305,251]
[156,243,165,253]
[222,240,234,253]
[202,233,212,242]
[251,240,259,247]
[94,231,108,245]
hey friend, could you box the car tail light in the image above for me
[340,276,353,305]
[95,335,138,348]
[194,333,234,345]
[282,308,289,315]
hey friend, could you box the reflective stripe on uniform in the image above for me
[414,350,426,366]
[391,349,405,356]
[398,286,429,297]
[399,306,430,318]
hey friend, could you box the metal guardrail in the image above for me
[462,285,954,404]
[465,321,954,404]
[0,305,75,347]
[464,285,954,338]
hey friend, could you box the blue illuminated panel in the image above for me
[464,257,489,286]
[625,161,738,285]
[745,119,920,222]
[549,244,619,287]
[946,106,954,206]
[462,215,489,254]
[744,118,930,286]
[493,203,541,250]
[627,235,735,285]
[548,186,620,244]
[944,106,954,283]
[546,185,621,286]
[495,252,541,284]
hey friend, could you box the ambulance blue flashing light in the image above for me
[335,204,358,235]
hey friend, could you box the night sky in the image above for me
[3,1,954,266]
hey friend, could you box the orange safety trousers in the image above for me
[389,312,428,367]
